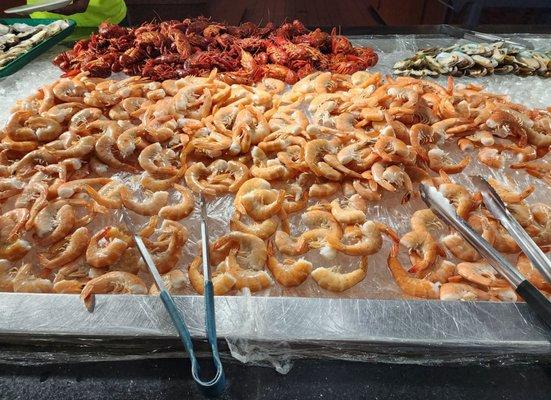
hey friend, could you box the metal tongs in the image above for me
[419,178,551,329]
[439,24,534,50]
[122,194,225,396]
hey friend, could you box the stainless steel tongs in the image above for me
[419,178,551,329]
[122,194,225,396]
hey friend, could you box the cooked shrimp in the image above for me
[0,259,16,292]
[330,195,366,225]
[188,257,237,296]
[120,186,169,216]
[250,146,290,181]
[387,242,440,299]
[266,241,312,287]
[438,183,477,219]
[53,78,86,102]
[516,253,551,293]
[230,211,278,240]
[138,143,179,177]
[487,178,534,204]
[213,231,267,271]
[309,181,341,198]
[311,256,368,292]
[282,182,308,214]
[12,263,53,293]
[241,188,285,221]
[457,262,506,287]
[400,229,442,273]
[86,226,132,268]
[427,148,470,174]
[410,209,443,235]
[477,147,503,169]
[34,202,76,246]
[328,221,391,257]
[80,271,147,310]
[224,249,272,292]
[149,269,187,295]
[38,227,90,270]
[440,282,491,301]
[304,139,343,181]
[274,230,309,256]
[83,181,124,209]
[442,233,480,262]
[425,260,456,284]
[159,184,195,221]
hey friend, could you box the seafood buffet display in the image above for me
[393,42,551,77]
[52,18,378,83]
[1,67,550,308]
[0,20,69,69]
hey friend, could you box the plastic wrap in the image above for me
[1,33,550,371]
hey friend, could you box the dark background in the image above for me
[1,357,551,400]
[2,0,551,27]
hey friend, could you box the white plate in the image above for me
[4,0,73,15]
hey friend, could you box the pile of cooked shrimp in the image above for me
[0,68,550,307]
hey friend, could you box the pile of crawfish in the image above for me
[53,18,378,83]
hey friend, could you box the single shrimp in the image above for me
[282,182,308,214]
[250,146,290,181]
[141,221,188,274]
[309,181,341,198]
[230,211,279,240]
[442,233,480,262]
[311,256,368,292]
[140,172,180,192]
[477,147,503,169]
[304,139,343,181]
[138,143,179,177]
[266,241,312,287]
[149,269,187,295]
[213,231,267,271]
[184,162,221,196]
[373,135,415,164]
[438,183,478,219]
[38,227,90,270]
[352,179,381,202]
[328,221,392,257]
[516,253,551,293]
[0,239,31,262]
[330,195,366,225]
[487,178,534,204]
[53,78,86,102]
[274,230,309,256]
[224,249,272,292]
[12,263,53,293]
[457,262,507,287]
[83,181,124,209]
[34,202,76,246]
[80,271,147,310]
[410,209,443,235]
[0,208,30,243]
[188,257,237,296]
[400,229,442,273]
[86,226,132,268]
[427,148,470,174]
[49,135,96,160]
[440,282,491,301]
[409,123,438,162]
[387,242,440,299]
[120,186,169,216]
[425,260,456,284]
[241,188,285,221]
[159,184,195,221]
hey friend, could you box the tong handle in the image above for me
[160,290,225,396]
[516,281,551,326]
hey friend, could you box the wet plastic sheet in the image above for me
[1,33,551,371]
